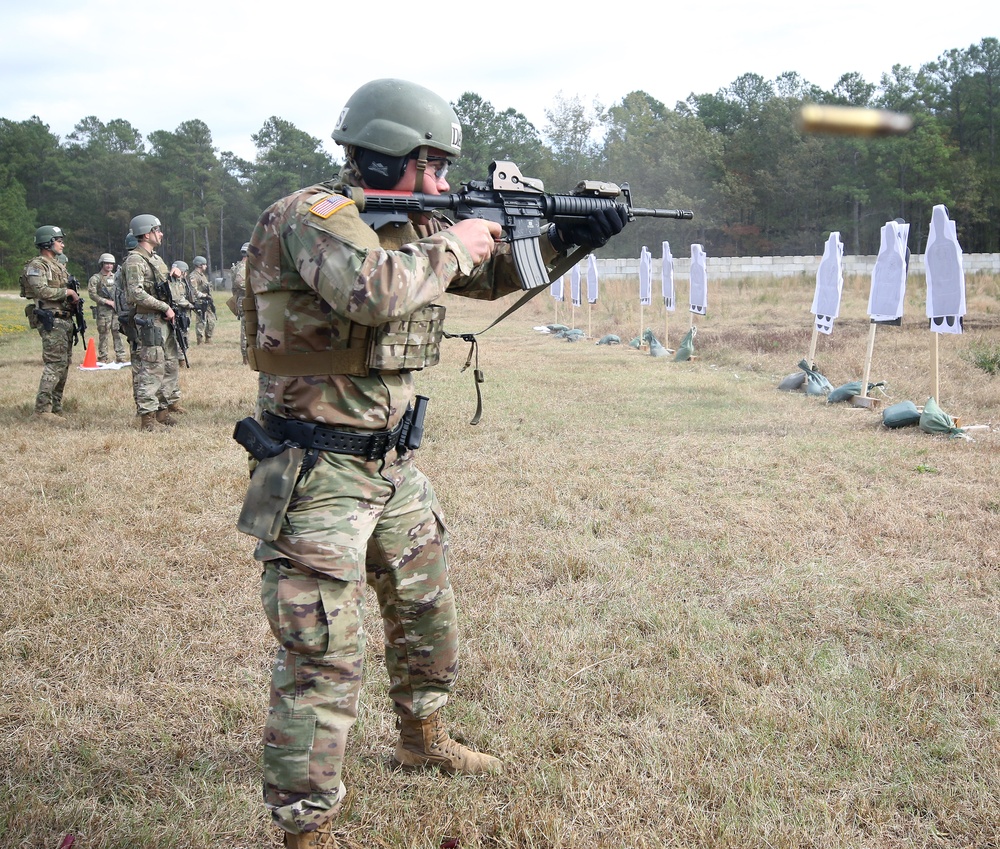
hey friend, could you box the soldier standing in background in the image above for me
[122,214,184,431]
[190,255,216,343]
[230,242,249,364]
[22,225,80,425]
[88,252,127,363]
[169,260,195,371]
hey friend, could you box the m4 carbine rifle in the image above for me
[155,277,191,369]
[345,160,694,290]
[66,275,87,346]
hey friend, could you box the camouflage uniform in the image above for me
[231,257,248,363]
[122,245,178,415]
[190,267,217,342]
[23,254,74,414]
[168,271,194,374]
[88,269,127,363]
[247,170,544,833]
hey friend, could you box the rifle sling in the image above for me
[443,244,589,425]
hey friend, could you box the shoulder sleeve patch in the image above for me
[309,194,355,219]
[26,267,41,276]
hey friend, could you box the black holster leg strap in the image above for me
[262,411,408,461]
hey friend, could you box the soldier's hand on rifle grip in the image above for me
[65,288,80,303]
[165,307,175,321]
[554,205,629,250]
[447,219,502,265]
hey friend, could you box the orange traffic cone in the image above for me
[81,337,98,369]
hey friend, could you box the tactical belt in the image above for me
[262,411,405,461]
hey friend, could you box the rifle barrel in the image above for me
[632,207,694,220]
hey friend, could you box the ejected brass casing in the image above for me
[798,104,913,136]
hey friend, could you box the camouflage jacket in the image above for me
[88,272,117,311]
[248,178,550,430]
[23,255,70,310]
[231,259,246,297]
[190,268,212,300]
[122,246,170,315]
[168,274,194,310]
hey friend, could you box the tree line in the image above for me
[1,37,997,288]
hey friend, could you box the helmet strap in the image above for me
[412,145,429,192]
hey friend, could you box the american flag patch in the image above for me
[309,194,354,219]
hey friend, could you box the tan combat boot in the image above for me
[279,783,345,849]
[281,821,336,849]
[156,409,178,426]
[394,710,501,774]
[167,403,187,414]
[31,411,70,428]
[139,413,157,432]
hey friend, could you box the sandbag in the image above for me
[674,327,696,362]
[827,380,863,404]
[797,359,833,397]
[882,400,921,429]
[777,372,806,392]
[919,397,964,436]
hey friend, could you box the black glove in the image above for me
[551,205,629,252]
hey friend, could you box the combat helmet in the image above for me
[35,225,65,249]
[130,214,161,237]
[332,79,462,189]
[172,260,189,273]
[240,242,249,255]
[99,253,115,265]
[332,79,462,157]
[192,255,207,267]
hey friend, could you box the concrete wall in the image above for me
[593,253,1000,280]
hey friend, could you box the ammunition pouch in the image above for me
[245,302,446,377]
[25,303,39,329]
[367,304,446,371]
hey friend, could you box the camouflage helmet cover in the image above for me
[130,214,161,237]
[35,225,65,248]
[331,78,462,158]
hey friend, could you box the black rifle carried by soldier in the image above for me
[343,160,695,423]
[113,267,138,352]
[192,290,216,321]
[66,275,87,346]
[342,159,694,290]
[155,277,191,369]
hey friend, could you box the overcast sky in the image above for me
[1,1,994,163]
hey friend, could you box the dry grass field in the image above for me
[1,271,998,849]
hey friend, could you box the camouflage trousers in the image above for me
[131,316,180,415]
[256,447,456,834]
[35,317,74,413]
[195,309,216,342]
[95,307,127,362]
